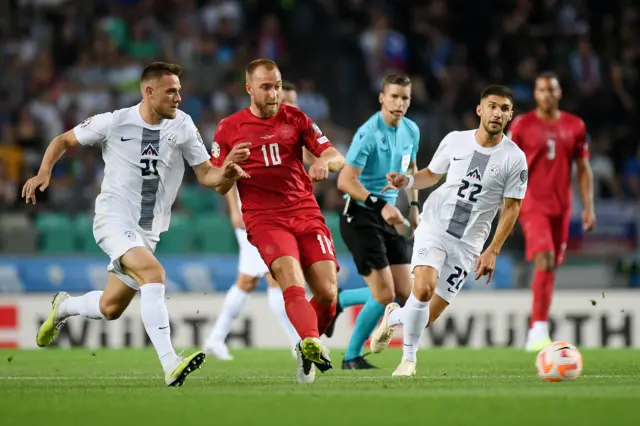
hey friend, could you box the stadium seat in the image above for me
[155,213,195,254]
[324,211,348,254]
[194,214,237,253]
[74,214,102,254]
[0,213,36,254]
[179,185,219,215]
[36,213,76,254]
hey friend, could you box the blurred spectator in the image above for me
[622,146,640,199]
[296,78,330,121]
[569,38,601,96]
[256,15,286,62]
[359,12,407,92]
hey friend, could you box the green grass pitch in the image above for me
[1,348,638,426]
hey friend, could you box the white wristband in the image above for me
[405,175,415,189]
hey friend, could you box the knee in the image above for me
[99,298,125,321]
[236,275,259,292]
[412,283,433,302]
[314,279,338,305]
[367,273,396,304]
[374,287,396,305]
[271,258,303,288]
[413,268,436,302]
[136,261,166,284]
[534,253,556,272]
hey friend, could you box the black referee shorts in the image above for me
[340,198,410,276]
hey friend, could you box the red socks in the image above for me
[283,286,319,339]
[530,270,555,326]
[310,297,337,336]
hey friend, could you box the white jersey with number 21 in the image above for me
[72,104,210,238]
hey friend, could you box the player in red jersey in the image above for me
[211,59,345,383]
[508,72,596,352]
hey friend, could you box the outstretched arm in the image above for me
[22,130,80,204]
[382,167,443,193]
[194,143,251,190]
[474,197,521,283]
[487,198,521,255]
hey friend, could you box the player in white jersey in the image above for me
[204,81,302,360]
[22,62,250,386]
[368,85,528,376]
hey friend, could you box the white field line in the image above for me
[0,374,633,380]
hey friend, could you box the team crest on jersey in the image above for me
[166,133,177,147]
[489,164,500,177]
[80,116,93,128]
[417,248,428,260]
[278,124,295,140]
[211,142,220,158]
[312,122,323,135]
[124,231,136,241]
[141,143,159,156]
[466,167,482,180]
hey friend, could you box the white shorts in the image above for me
[235,228,269,278]
[411,226,477,304]
[93,214,159,291]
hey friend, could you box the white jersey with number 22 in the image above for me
[420,130,528,255]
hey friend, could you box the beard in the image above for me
[154,106,177,120]
[483,121,503,135]
[257,99,280,118]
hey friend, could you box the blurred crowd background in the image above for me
[1,0,640,289]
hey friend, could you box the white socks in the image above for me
[57,291,106,321]
[531,321,549,335]
[206,285,248,346]
[397,291,430,363]
[267,286,300,348]
[206,285,300,351]
[139,283,179,373]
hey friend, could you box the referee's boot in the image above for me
[342,355,378,370]
[324,288,343,338]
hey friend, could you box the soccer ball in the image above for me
[535,341,583,382]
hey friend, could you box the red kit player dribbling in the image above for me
[508,72,596,352]
[210,59,346,382]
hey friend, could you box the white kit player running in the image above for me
[23,62,249,387]
[368,85,528,376]
[203,82,303,360]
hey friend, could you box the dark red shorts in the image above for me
[519,213,570,266]
[246,213,339,273]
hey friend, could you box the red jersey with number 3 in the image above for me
[210,104,333,224]
[508,111,589,216]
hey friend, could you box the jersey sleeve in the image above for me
[504,152,528,200]
[574,119,590,159]
[345,131,375,169]
[210,119,232,167]
[72,113,113,146]
[182,118,211,167]
[299,113,332,157]
[427,132,454,174]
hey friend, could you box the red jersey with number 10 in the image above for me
[508,110,589,216]
[210,104,333,224]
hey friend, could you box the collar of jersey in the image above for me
[472,130,506,153]
[136,102,165,129]
[377,112,399,132]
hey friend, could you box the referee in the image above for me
[335,74,420,369]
